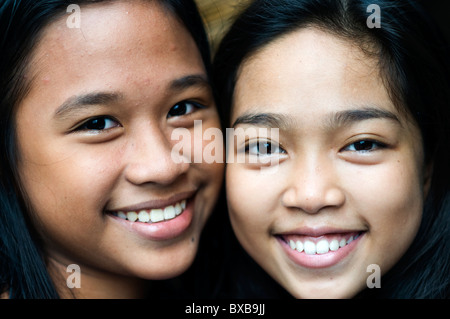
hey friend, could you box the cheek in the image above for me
[199,116,224,162]
[347,159,424,267]
[17,146,125,265]
[18,143,122,226]
[187,117,225,217]
[193,158,224,226]
[358,161,423,223]
[226,166,277,238]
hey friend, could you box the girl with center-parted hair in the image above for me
[0,0,225,298]
[213,0,450,298]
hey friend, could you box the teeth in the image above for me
[127,211,138,222]
[175,203,182,216]
[316,239,329,254]
[150,209,164,223]
[163,206,175,220]
[304,241,316,255]
[289,240,296,250]
[113,199,188,224]
[295,240,303,253]
[138,210,150,222]
[287,234,360,255]
[329,239,339,251]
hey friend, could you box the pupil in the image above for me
[86,118,106,130]
[355,141,373,151]
[259,142,271,154]
[169,103,187,117]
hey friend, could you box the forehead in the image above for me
[232,27,395,123]
[26,1,204,99]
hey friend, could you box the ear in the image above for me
[423,162,433,198]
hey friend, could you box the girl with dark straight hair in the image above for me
[0,0,224,298]
[214,0,450,298]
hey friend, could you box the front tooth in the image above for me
[127,211,138,222]
[295,240,304,253]
[339,238,347,247]
[150,209,164,222]
[304,241,316,255]
[316,239,330,254]
[330,239,340,251]
[138,210,150,222]
[163,205,176,220]
[174,203,182,216]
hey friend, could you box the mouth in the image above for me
[106,192,196,241]
[277,230,366,269]
[109,199,187,224]
[279,231,363,255]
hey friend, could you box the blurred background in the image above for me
[195,0,251,53]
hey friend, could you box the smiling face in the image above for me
[15,1,223,298]
[226,28,428,298]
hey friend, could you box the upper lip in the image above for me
[276,226,365,238]
[108,190,196,212]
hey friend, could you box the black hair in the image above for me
[213,0,450,298]
[0,0,212,299]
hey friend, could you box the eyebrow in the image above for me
[169,74,210,92]
[327,107,401,130]
[232,112,293,129]
[232,107,400,130]
[54,74,210,119]
[54,91,122,119]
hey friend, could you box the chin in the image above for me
[288,281,366,299]
[133,245,198,280]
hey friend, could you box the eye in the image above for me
[343,140,386,153]
[246,139,286,156]
[75,116,121,132]
[167,101,205,118]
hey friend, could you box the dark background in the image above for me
[420,0,450,44]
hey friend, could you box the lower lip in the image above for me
[278,233,364,269]
[108,196,195,241]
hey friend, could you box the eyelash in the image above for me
[72,100,207,132]
[167,100,206,118]
[73,116,121,132]
[242,138,386,157]
[341,139,387,153]
[244,139,286,156]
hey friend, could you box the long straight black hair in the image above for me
[0,0,213,299]
[213,0,450,298]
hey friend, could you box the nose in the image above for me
[281,156,345,214]
[124,128,190,186]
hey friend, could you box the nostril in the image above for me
[281,183,345,215]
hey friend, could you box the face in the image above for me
[227,28,428,298]
[15,1,223,296]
